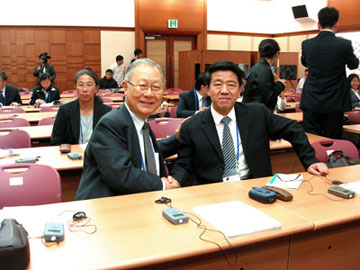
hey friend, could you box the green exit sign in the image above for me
[168,19,178,29]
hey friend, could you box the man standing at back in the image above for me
[300,7,359,139]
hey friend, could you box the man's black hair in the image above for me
[258,39,280,59]
[318,7,339,29]
[134,49,143,56]
[116,55,124,62]
[0,71,8,81]
[195,72,210,91]
[106,69,114,74]
[207,61,243,86]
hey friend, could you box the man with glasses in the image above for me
[168,61,328,186]
[75,58,180,200]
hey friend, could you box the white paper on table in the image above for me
[193,200,281,238]
[340,181,360,194]
[266,173,303,190]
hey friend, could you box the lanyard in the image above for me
[45,91,50,103]
[235,121,240,164]
[193,89,199,111]
[140,136,157,172]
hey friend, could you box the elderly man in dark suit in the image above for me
[168,61,328,186]
[75,58,180,200]
[176,72,211,118]
[300,7,359,139]
[0,71,22,106]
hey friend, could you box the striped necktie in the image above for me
[221,116,237,176]
[0,91,5,105]
[143,122,157,175]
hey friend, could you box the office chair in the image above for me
[61,90,77,96]
[148,118,181,139]
[0,163,62,209]
[0,118,30,128]
[294,103,303,112]
[311,139,359,162]
[166,88,184,95]
[38,116,56,126]
[346,111,360,124]
[169,106,177,118]
[0,129,31,149]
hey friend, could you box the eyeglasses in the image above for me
[127,81,163,94]
[277,174,301,182]
[77,84,95,90]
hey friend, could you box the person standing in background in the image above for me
[110,55,125,87]
[33,52,56,82]
[242,39,286,112]
[131,49,143,64]
[300,7,359,139]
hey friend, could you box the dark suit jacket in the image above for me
[171,102,318,186]
[3,84,22,105]
[75,105,169,200]
[350,89,360,110]
[99,77,118,89]
[243,58,285,112]
[51,97,111,145]
[33,64,56,81]
[30,85,60,105]
[300,31,359,113]
[176,89,211,118]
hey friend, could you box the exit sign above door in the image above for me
[168,19,178,29]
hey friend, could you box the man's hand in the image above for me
[36,99,45,105]
[162,175,180,189]
[307,162,329,176]
[174,117,190,140]
[10,102,19,106]
[198,107,208,112]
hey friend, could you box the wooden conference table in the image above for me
[0,112,57,124]
[0,165,359,269]
[343,124,360,135]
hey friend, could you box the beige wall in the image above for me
[207,33,319,78]
[100,31,135,77]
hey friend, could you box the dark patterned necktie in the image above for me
[221,117,237,176]
[143,122,157,175]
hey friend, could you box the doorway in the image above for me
[145,35,196,89]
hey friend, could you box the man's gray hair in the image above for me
[125,58,165,86]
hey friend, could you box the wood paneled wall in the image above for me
[0,27,101,91]
[135,0,207,52]
[328,0,360,31]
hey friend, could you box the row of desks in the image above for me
[1,165,359,269]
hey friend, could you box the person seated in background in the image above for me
[176,72,211,118]
[276,92,287,113]
[348,74,360,110]
[0,71,22,106]
[75,58,180,200]
[242,39,286,112]
[33,52,56,82]
[168,61,328,187]
[99,69,118,89]
[110,55,125,87]
[30,73,60,105]
[148,101,170,120]
[131,48,143,64]
[296,69,308,93]
[51,69,112,145]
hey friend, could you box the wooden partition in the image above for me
[0,27,101,91]
[178,50,251,90]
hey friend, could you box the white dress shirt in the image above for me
[124,103,164,188]
[110,63,125,86]
[210,105,250,179]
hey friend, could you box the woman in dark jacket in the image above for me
[242,39,286,112]
[30,73,60,105]
[348,73,360,110]
[51,69,111,145]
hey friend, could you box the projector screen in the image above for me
[0,0,134,27]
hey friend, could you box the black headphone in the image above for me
[73,211,87,221]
